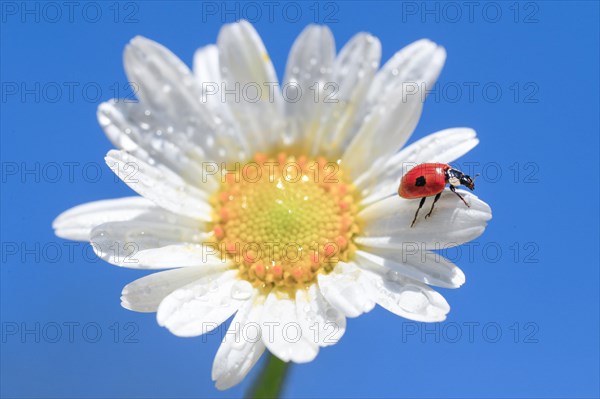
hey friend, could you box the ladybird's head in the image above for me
[460,174,476,191]
[447,168,478,191]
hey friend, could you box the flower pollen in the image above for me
[211,152,360,295]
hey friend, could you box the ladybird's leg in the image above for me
[450,185,470,208]
[411,197,427,227]
[425,192,442,218]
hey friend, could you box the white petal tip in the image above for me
[129,35,151,47]
[120,298,133,311]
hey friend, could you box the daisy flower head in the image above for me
[53,21,491,390]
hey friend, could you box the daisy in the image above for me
[53,21,491,390]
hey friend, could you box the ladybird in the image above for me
[398,163,476,227]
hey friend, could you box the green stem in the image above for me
[245,353,291,399]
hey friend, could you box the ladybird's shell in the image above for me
[398,163,450,199]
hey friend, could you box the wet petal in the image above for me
[52,197,158,241]
[362,267,450,322]
[212,292,266,390]
[283,24,335,147]
[312,33,381,157]
[121,266,227,312]
[105,150,212,220]
[355,249,465,288]
[295,284,346,347]
[317,262,375,318]
[261,293,319,363]
[218,20,284,152]
[157,270,246,337]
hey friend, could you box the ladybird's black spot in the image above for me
[415,176,426,187]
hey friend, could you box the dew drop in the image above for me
[325,308,339,320]
[230,280,253,300]
[386,270,401,282]
[219,296,232,307]
[397,287,428,313]
[151,137,164,151]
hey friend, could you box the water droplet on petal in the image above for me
[397,287,428,313]
[219,296,232,307]
[386,270,401,282]
[230,280,253,300]
[325,308,339,320]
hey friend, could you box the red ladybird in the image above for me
[398,163,476,227]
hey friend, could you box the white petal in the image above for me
[212,295,266,390]
[91,217,204,247]
[157,270,246,337]
[358,128,479,204]
[121,265,227,312]
[355,249,465,288]
[283,25,335,147]
[124,36,248,162]
[124,36,200,118]
[392,128,479,167]
[361,268,450,322]
[97,100,219,192]
[295,284,346,347]
[317,262,375,318]
[217,20,284,151]
[364,39,445,114]
[192,44,246,153]
[312,33,381,157]
[357,190,492,249]
[53,197,158,241]
[115,244,228,269]
[192,44,225,109]
[261,293,318,363]
[89,219,213,268]
[105,150,212,220]
[194,45,222,87]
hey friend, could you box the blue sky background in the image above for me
[1,1,599,398]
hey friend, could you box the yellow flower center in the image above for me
[211,152,360,295]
